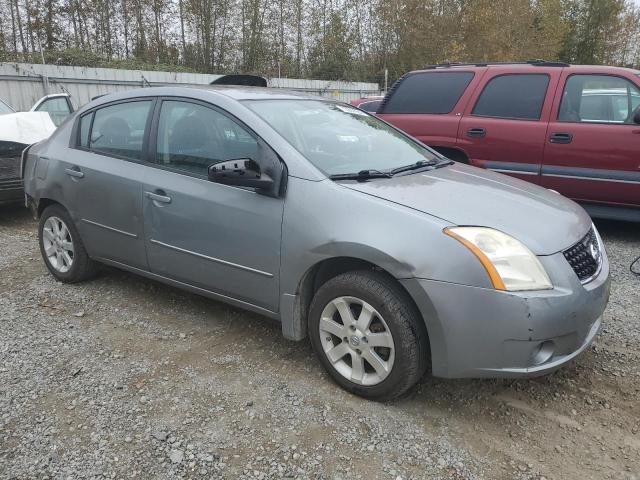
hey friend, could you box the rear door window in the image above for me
[381,72,474,114]
[472,74,549,120]
[88,101,152,160]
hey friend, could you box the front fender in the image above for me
[278,176,492,340]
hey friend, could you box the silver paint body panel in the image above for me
[22,86,610,378]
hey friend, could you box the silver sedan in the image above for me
[22,86,610,400]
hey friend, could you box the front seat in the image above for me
[168,115,212,170]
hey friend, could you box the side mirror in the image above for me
[208,158,274,191]
[634,108,640,125]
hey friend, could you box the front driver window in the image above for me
[559,74,640,124]
[154,100,258,177]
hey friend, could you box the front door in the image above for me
[142,99,284,312]
[59,99,153,269]
[33,95,74,127]
[542,72,640,208]
[458,71,561,183]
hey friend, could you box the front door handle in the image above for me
[65,167,84,178]
[467,127,486,138]
[144,190,172,204]
[549,132,573,144]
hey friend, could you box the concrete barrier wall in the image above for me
[0,63,381,111]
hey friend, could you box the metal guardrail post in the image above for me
[41,74,50,95]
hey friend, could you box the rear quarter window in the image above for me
[359,100,382,112]
[381,72,474,114]
[472,74,549,120]
[78,113,93,148]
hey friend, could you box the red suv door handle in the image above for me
[550,132,573,144]
[467,128,486,138]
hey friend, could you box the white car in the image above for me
[0,94,67,205]
[29,93,75,127]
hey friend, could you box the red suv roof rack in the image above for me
[423,60,570,69]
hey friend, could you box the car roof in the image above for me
[96,85,328,103]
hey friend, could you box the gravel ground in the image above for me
[1,205,639,480]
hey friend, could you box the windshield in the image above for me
[245,100,439,176]
[0,99,14,115]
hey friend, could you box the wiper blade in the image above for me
[329,169,392,181]
[389,160,438,175]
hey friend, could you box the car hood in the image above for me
[340,163,591,255]
[0,112,56,144]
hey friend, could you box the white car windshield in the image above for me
[245,100,440,176]
[0,99,14,115]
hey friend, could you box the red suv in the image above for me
[377,61,640,221]
[351,96,385,113]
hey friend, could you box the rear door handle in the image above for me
[65,167,84,178]
[549,132,573,144]
[466,128,486,138]
[144,190,172,204]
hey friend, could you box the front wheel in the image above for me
[308,270,429,401]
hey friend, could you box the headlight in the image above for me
[444,227,552,291]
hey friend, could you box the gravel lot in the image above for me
[1,205,639,480]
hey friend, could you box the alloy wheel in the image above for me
[42,216,75,273]
[318,296,395,386]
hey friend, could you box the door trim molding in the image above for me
[149,238,274,278]
[482,160,540,175]
[541,165,640,184]
[480,161,640,185]
[94,257,279,318]
[81,218,138,238]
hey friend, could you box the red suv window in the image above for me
[381,72,474,114]
[472,74,549,121]
[558,74,640,124]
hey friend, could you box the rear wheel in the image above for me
[39,204,97,283]
[309,270,429,400]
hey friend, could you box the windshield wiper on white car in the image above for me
[329,169,393,181]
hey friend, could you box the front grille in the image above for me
[0,156,21,181]
[563,227,602,282]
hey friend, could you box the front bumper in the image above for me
[0,180,23,205]
[402,250,610,378]
[0,155,23,205]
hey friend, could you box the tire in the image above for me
[308,270,429,401]
[38,204,97,283]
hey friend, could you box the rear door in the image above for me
[60,99,153,269]
[378,70,479,149]
[458,69,561,183]
[542,71,640,208]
